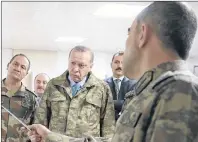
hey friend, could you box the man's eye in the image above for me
[128,28,130,32]
[71,62,76,65]
[79,64,85,68]
[13,62,18,66]
[21,66,26,70]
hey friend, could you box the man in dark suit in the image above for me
[105,51,136,121]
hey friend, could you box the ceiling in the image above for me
[2,1,198,56]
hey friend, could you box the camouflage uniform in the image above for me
[44,132,111,142]
[1,79,37,142]
[35,71,115,138]
[111,60,198,142]
[34,94,41,107]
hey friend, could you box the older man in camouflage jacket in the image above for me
[35,46,115,138]
[2,54,37,142]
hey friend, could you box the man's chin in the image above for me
[115,72,123,76]
[73,79,81,83]
[36,90,44,94]
[71,76,81,82]
[12,76,21,81]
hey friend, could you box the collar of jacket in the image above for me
[2,78,26,91]
[133,60,188,96]
[51,70,101,88]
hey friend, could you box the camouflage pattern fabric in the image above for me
[35,71,115,138]
[45,132,112,142]
[1,79,37,142]
[111,60,198,142]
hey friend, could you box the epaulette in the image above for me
[125,90,135,99]
[25,88,39,109]
[25,88,38,98]
[151,70,193,93]
[134,71,153,96]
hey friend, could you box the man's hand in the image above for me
[27,130,43,142]
[22,124,51,142]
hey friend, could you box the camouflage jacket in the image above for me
[44,132,111,142]
[1,79,37,142]
[111,60,198,142]
[35,71,115,138]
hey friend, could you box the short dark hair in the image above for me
[8,53,31,71]
[69,45,94,63]
[111,51,124,63]
[136,2,197,60]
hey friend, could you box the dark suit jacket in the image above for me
[105,76,136,120]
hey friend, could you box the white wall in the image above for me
[2,48,13,79]
[187,56,198,76]
[9,49,113,90]
[2,48,197,91]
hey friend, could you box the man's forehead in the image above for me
[128,19,137,34]
[71,50,91,57]
[35,74,49,80]
[113,55,123,61]
[12,56,29,64]
[70,51,92,62]
[131,19,138,28]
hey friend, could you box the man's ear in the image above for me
[138,23,149,49]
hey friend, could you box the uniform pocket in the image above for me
[85,95,102,108]
[49,91,69,118]
[49,92,68,132]
[10,96,31,120]
[80,94,102,125]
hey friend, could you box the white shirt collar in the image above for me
[68,75,87,87]
[113,76,124,82]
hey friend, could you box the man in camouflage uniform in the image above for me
[35,46,115,138]
[28,1,198,142]
[2,54,37,142]
[34,73,50,106]
[112,1,198,142]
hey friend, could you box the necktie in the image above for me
[114,79,121,99]
[72,84,80,96]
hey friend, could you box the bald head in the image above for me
[34,73,50,96]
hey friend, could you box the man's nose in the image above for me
[72,66,80,72]
[38,83,43,87]
[14,66,20,72]
[38,84,43,87]
[118,63,122,68]
[119,63,123,68]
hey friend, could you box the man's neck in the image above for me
[113,74,123,79]
[140,49,180,79]
[4,77,21,91]
[68,75,87,87]
[35,92,42,97]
